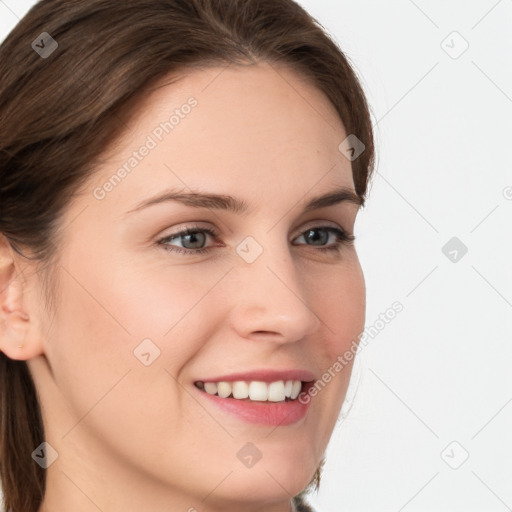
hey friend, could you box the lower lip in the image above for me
[196,382,313,426]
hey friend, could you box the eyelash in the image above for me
[157,224,355,256]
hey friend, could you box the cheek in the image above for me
[43,257,225,474]
[104,252,232,341]
[45,250,217,405]
[308,254,366,358]
[302,255,365,438]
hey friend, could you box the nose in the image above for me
[227,239,322,344]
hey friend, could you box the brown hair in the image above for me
[0,0,375,510]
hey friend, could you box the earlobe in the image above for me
[0,286,37,360]
[0,300,37,359]
[0,309,30,357]
[0,235,44,360]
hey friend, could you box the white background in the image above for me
[1,1,511,511]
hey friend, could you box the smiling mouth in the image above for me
[194,379,309,402]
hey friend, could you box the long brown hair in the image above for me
[0,1,375,510]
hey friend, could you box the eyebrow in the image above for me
[124,185,362,216]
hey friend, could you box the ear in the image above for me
[0,234,45,360]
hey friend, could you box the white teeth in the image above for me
[232,381,249,399]
[284,380,293,398]
[217,381,232,398]
[204,382,218,395]
[199,379,303,402]
[268,381,286,402]
[290,380,302,400]
[249,381,268,401]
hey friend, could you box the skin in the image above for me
[0,61,365,512]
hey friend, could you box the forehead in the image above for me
[86,61,354,215]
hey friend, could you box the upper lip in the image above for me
[195,369,317,383]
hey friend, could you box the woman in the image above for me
[0,0,375,511]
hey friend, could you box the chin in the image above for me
[212,451,316,504]
[213,476,309,507]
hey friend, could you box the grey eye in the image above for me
[303,228,330,246]
[177,231,207,249]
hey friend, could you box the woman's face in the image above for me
[28,62,366,511]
